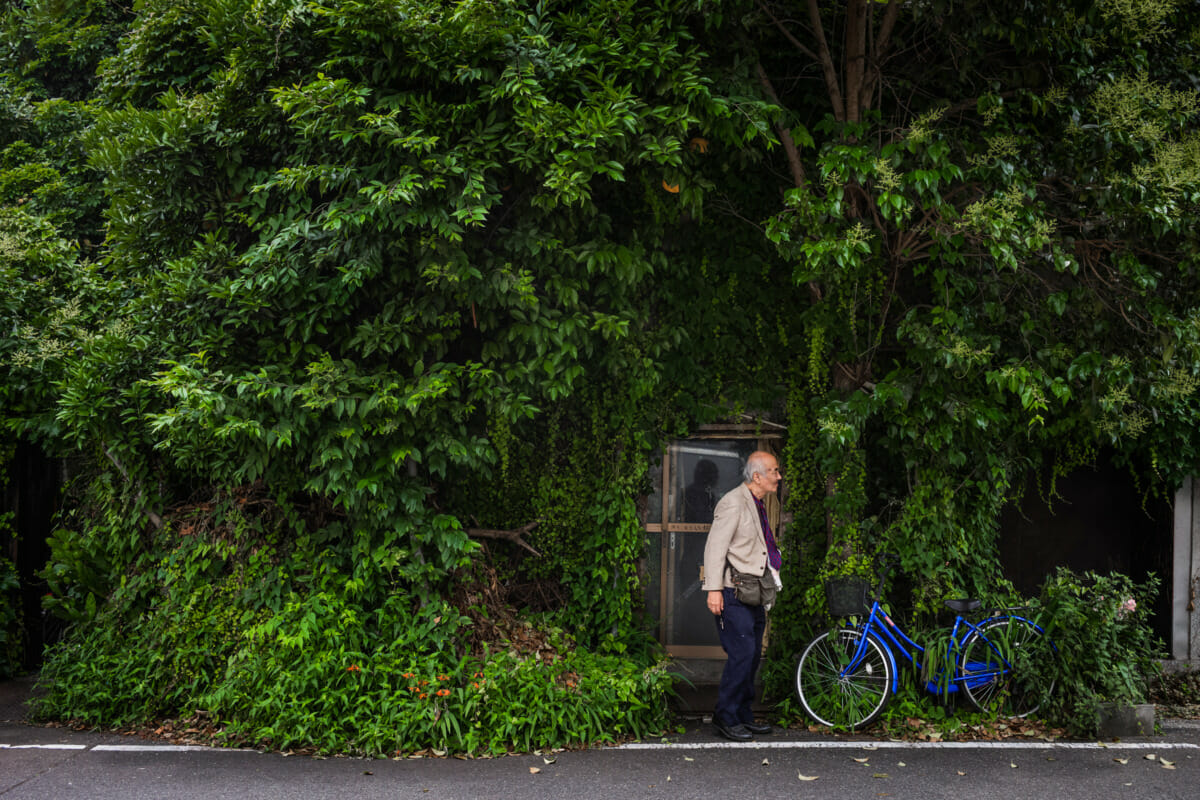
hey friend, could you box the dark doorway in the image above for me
[2,440,62,670]
[999,456,1173,647]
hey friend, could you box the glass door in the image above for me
[643,433,775,657]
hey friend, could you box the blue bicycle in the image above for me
[795,564,1054,729]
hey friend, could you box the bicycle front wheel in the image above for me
[795,628,893,729]
[959,617,1051,717]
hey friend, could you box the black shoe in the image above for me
[743,721,773,735]
[714,722,754,741]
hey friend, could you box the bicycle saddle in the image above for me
[944,598,981,613]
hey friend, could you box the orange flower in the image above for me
[345,664,361,673]
[436,674,449,681]
[419,693,427,699]
[436,689,450,697]
[402,672,415,679]
[472,682,480,689]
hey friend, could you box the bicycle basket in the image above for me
[824,576,870,616]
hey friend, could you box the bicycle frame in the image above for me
[841,598,1043,696]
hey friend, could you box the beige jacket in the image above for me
[702,483,771,590]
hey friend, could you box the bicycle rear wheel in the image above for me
[959,617,1051,717]
[795,628,893,729]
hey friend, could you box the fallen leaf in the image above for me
[957,771,966,776]
[762,758,770,766]
[872,772,889,778]
[1010,762,1018,769]
[862,745,878,751]
[543,757,556,765]
[1145,754,1158,762]
[529,767,541,774]
[1114,758,1129,764]
[898,762,906,767]
[798,773,819,781]
[854,757,871,763]
[684,756,694,762]
[1161,759,1176,770]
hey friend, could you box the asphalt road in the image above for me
[4,717,1200,800]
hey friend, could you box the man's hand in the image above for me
[706,589,724,615]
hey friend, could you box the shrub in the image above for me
[1022,568,1164,736]
[0,554,21,678]
[209,635,673,756]
[32,501,674,755]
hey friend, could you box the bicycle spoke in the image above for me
[959,617,1052,718]
[796,628,892,729]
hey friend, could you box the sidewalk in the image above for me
[0,673,39,725]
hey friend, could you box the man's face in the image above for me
[755,457,781,494]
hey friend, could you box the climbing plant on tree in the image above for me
[11,0,798,750]
[6,0,1200,747]
[721,0,1200,701]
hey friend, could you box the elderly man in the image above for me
[701,450,783,741]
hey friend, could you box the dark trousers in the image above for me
[713,586,766,727]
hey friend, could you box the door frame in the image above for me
[644,424,782,658]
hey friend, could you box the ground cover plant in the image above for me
[34,485,673,755]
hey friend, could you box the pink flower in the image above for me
[1118,597,1137,619]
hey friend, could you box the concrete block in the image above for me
[1096,702,1156,738]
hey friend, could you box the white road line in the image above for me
[89,745,257,753]
[621,739,1200,751]
[0,744,88,750]
[0,743,256,753]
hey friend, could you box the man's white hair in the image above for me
[743,451,772,483]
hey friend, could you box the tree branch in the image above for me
[467,519,542,556]
[755,0,819,62]
[861,0,902,112]
[844,0,868,123]
[104,447,164,530]
[755,62,807,188]
[805,0,845,120]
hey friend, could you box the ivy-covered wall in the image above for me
[2,0,1200,750]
